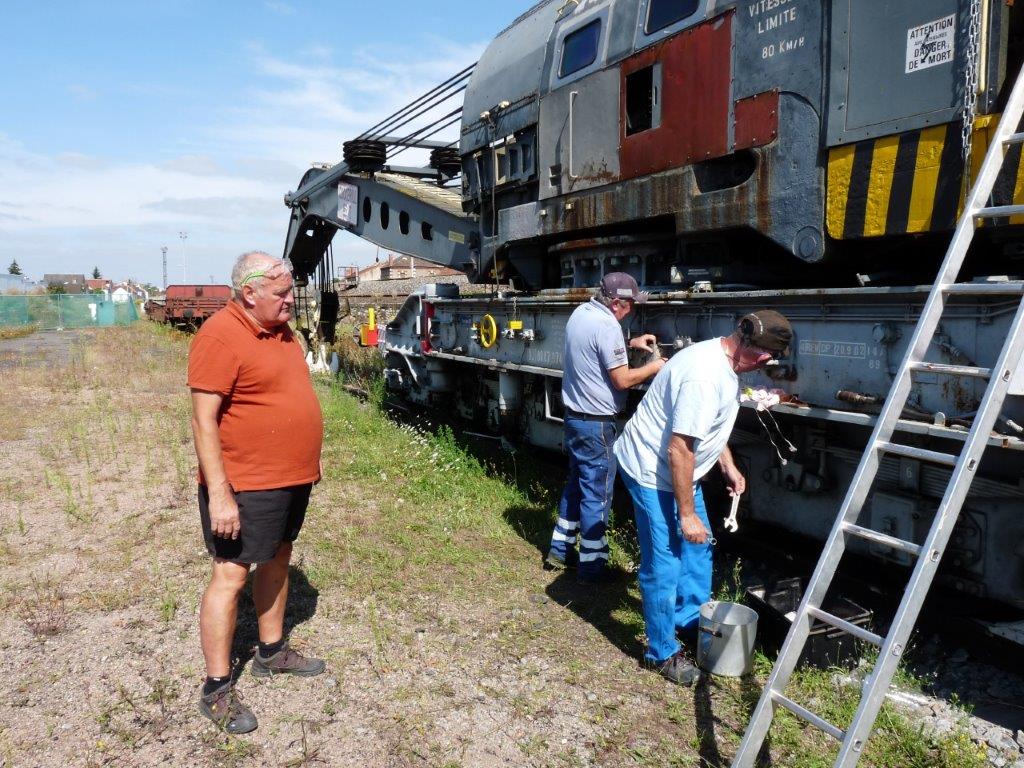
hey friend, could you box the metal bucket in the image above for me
[697,600,758,677]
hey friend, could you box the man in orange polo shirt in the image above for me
[188,251,324,734]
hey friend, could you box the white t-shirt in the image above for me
[561,299,629,416]
[614,337,739,491]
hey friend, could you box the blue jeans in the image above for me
[621,469,712,664]
[549,417,616,577]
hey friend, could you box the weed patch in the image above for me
[19,575,68,637]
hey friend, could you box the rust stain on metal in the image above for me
[542,146,773,238]
[754,146,773,234]
[619,12,733,180]
[566,287,593,302]
[733,91,780,151]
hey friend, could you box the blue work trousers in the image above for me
[621,469,712,664]
[549,417,616,577]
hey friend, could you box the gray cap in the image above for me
[600,272,648,304]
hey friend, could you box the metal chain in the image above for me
[961,0,983,178]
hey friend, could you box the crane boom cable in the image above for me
[369,87,467,147]
[386,111,463,161]
[356,64,473,140]
[357,64,475,141]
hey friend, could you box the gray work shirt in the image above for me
[561,299,628,416]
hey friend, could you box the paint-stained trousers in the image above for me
[621,469,712,664]
[548,416,615,577]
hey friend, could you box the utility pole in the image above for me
[160,246,168,291]
[179,231,188,283]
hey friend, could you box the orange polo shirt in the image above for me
[187,300,323,491]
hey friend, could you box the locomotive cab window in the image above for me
[625,64,661,135]
[646,0,700,34]
[559,19,601,78]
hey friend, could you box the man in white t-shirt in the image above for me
[614,310,793,685]
[546,273,665,584]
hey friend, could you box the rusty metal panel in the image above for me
[733,90,779,151]
[539,67,622,201]
[619,12,733,180]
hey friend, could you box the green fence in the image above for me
[0,294,139,329]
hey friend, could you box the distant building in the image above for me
[0,274,40,293]
[86,278,112,294]
[358,254,460,282]
[111,282,149,304]
[43,273,88,294]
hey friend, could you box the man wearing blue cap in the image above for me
[545,272,665,584]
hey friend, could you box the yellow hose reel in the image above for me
[478,313,498,349]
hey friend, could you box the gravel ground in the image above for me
[888,636,1024,766]
[1,326,1021,767]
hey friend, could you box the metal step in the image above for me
[942,282,1024,295]
[875,441,958,466]
[771,692,845,741]
[974,204,1024,219]
[842,522,923,557]
[908,362,991,378]
[1004,132,1024,146]
[806,607,884,646]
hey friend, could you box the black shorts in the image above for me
[198,483,312,565]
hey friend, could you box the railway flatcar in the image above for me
[154,284,231,330]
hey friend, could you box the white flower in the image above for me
[741,387,783,412]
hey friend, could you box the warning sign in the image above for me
[337,182,358,227]
[905,15,956,73]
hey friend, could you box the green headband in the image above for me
[239,260,291,287]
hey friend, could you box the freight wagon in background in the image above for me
[280,0,1024,619]
[145,284,231,330]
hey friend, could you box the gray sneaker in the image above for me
[251,642,326,678]
[198,683,258,734]
[646,650,702,686]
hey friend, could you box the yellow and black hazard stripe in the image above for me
[827,115,1024,239]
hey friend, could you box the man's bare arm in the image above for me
[717,445,746,496]
[667,433,709,544]
[190,390,240,540]
[608,356,665,390]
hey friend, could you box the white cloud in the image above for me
[66,84,97,101]
[263,0,295,15]
[221,40,485,167]
[0,38,486,285]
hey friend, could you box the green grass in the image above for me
[761,652,987,768]
[306,380,550,600]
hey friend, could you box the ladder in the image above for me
[731,74,1024,767]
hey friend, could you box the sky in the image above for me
[0,1,533,287]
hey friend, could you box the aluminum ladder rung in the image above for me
[974,204,1024,219]
[908,361,991,378]
[806,606,884,647]
[842,522,923,557]
[875,440,958,466]
[942,282,1024,295]
[1004,132,1024,145]
[771,692,845,741]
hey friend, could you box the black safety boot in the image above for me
[251,642,326,678]
[198,682,258,734]
[646,650,702,687]
[543,550,578,571]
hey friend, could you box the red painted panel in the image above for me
[166,284,232,299]
[733,90,779,151]
[619,12,733,180]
